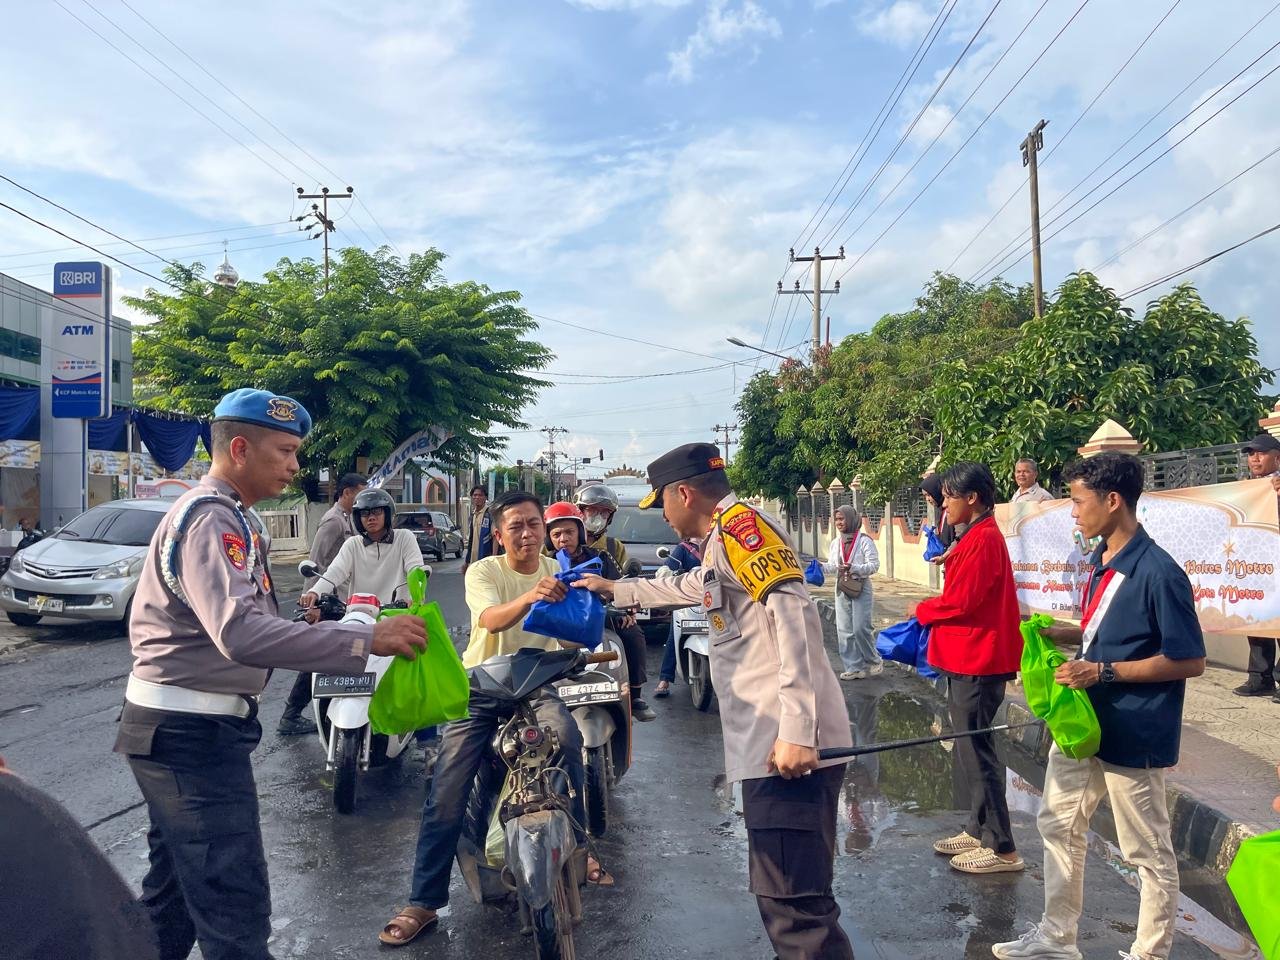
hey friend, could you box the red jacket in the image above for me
[916,515,1022,676]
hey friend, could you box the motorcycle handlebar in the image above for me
[584,650,620,664]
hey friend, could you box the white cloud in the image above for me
[567,0,691,9]
[666,0,781,84]
[858,1,935,47]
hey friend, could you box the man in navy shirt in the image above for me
[994,452,1205,960]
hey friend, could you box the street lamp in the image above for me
[726,337,794,362]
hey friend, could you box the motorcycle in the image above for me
[554,623,631,837]
[455,646,619,960]
[295,560,418,815]
[656,546,714,712]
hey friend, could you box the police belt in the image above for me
[126,674,255,719]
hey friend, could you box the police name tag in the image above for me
[312,672,376,698]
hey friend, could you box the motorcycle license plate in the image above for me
[313,672,376,698]
[633,608,651,621]
[29,595,63,613]
[684,620,708,632]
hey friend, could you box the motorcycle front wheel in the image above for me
[530,872,575,960]
[333,727,361,814]
[583,744,609,837]
[689,652,714,712]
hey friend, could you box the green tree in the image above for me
[129,247,551,492]
[485,464,551,499]
[931,273,1273,492]
[729,366,817,501]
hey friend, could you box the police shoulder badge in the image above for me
[265,397,298,422]
[223,533,248,571]
[716,503,802,602]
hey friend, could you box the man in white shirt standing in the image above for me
[1010,459,1054,504]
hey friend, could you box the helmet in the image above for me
[574,484,618,511]
[352,487,395,537]
[544,501,587,547]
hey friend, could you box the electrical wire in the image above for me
[529,313,729,362]
[1118,219,1280,300]
[944,0,1185,274]
[0,221,285,261]
[833,0,1094,286]
[965,6,1280,283]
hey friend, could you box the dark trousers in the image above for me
[408,690,585,909]
[1246,636,1276,686]
[948,676,1015,854]
[615,620,648,689]
[742,764,855,960]
[114,703,272,960]
[660,622,678,683]
[281,672,312,719]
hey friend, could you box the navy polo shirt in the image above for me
[1080,525,1205,768]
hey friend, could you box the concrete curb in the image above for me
[812,594,1263,882]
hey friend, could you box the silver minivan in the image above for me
[0,499,169,627]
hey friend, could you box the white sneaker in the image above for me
[991,923,1082,960]
[840,670,866,681]
[867,662,884,676]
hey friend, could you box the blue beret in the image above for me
[212,388,311,439]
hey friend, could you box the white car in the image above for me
[0,499,169,627]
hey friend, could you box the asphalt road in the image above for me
[0,560,1252,959]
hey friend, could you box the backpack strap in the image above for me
[160,493,256,607]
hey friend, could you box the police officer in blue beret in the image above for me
[115,389,428,960]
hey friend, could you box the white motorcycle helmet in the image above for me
[574,483,619,537]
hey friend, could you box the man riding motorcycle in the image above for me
[546,501,656,722]
[575,484,629,572]
[299,488,424,613]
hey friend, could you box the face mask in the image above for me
[584,514,608,536]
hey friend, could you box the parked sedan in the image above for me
[393,510,464,561]
[0,499,169,626]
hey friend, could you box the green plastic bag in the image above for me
[1227,830,1280,959]
[1020,613,1101,760]
[368,568,470,735]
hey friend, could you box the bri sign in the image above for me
[51,261,112,419]
[365,427,452,490]
[995,477,1280,638]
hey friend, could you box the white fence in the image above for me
[258,508,308,553]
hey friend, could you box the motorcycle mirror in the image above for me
[655,546,671,560]
[298,560,321,578]
[625,559,642,577]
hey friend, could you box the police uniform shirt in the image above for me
[130,476,374,696]
[611,495,851,783]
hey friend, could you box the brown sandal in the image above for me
[586,856,615,886]
[378,905,438,946]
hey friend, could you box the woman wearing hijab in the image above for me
[822,505,881,680]
[920,472,961,564]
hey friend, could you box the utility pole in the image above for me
[1021,120,1048,319]
[712,423,738,461]
[295,186,354,294]
[779,246,843,360]
[540,426,569,500]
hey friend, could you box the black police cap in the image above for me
[638,442,727,510]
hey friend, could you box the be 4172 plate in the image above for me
[30,595,63,614]
[313,672,376,698]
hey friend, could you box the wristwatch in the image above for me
[1100,661,1116,684]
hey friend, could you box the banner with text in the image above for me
[365,427,452,490]
[994,477,1280,638]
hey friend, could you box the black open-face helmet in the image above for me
[352,487,395,537]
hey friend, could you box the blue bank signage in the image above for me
[51,261,112,419]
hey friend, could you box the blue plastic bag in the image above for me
[522,550,606,650]
[922,525,946,561]
[875,617,939,679]
[804,558,825,586]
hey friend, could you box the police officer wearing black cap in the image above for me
[1235,433,1280,701]
[115,389,428,960]
[575,442,856,960]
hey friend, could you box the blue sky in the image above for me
[2,0,1278,474]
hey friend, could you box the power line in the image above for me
[0,221,284,260]
[1118,219,1280,301]
[944,0,1184,274]
[0,229,298,273]
[834,0,1093,286]
[978,52,1280,283]
[785,0,955,273]
[1093,142,1280,272]
[529,312,729,362]
[113,0,402,255]
[814,0,1006,252]
[965,9,1280,283]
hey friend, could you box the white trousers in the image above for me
[1038,744,1180,960]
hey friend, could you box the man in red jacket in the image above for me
[909,461,1024,875]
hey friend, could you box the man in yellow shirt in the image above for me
[380,491,600,947]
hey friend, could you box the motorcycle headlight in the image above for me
[93,556,144,580]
